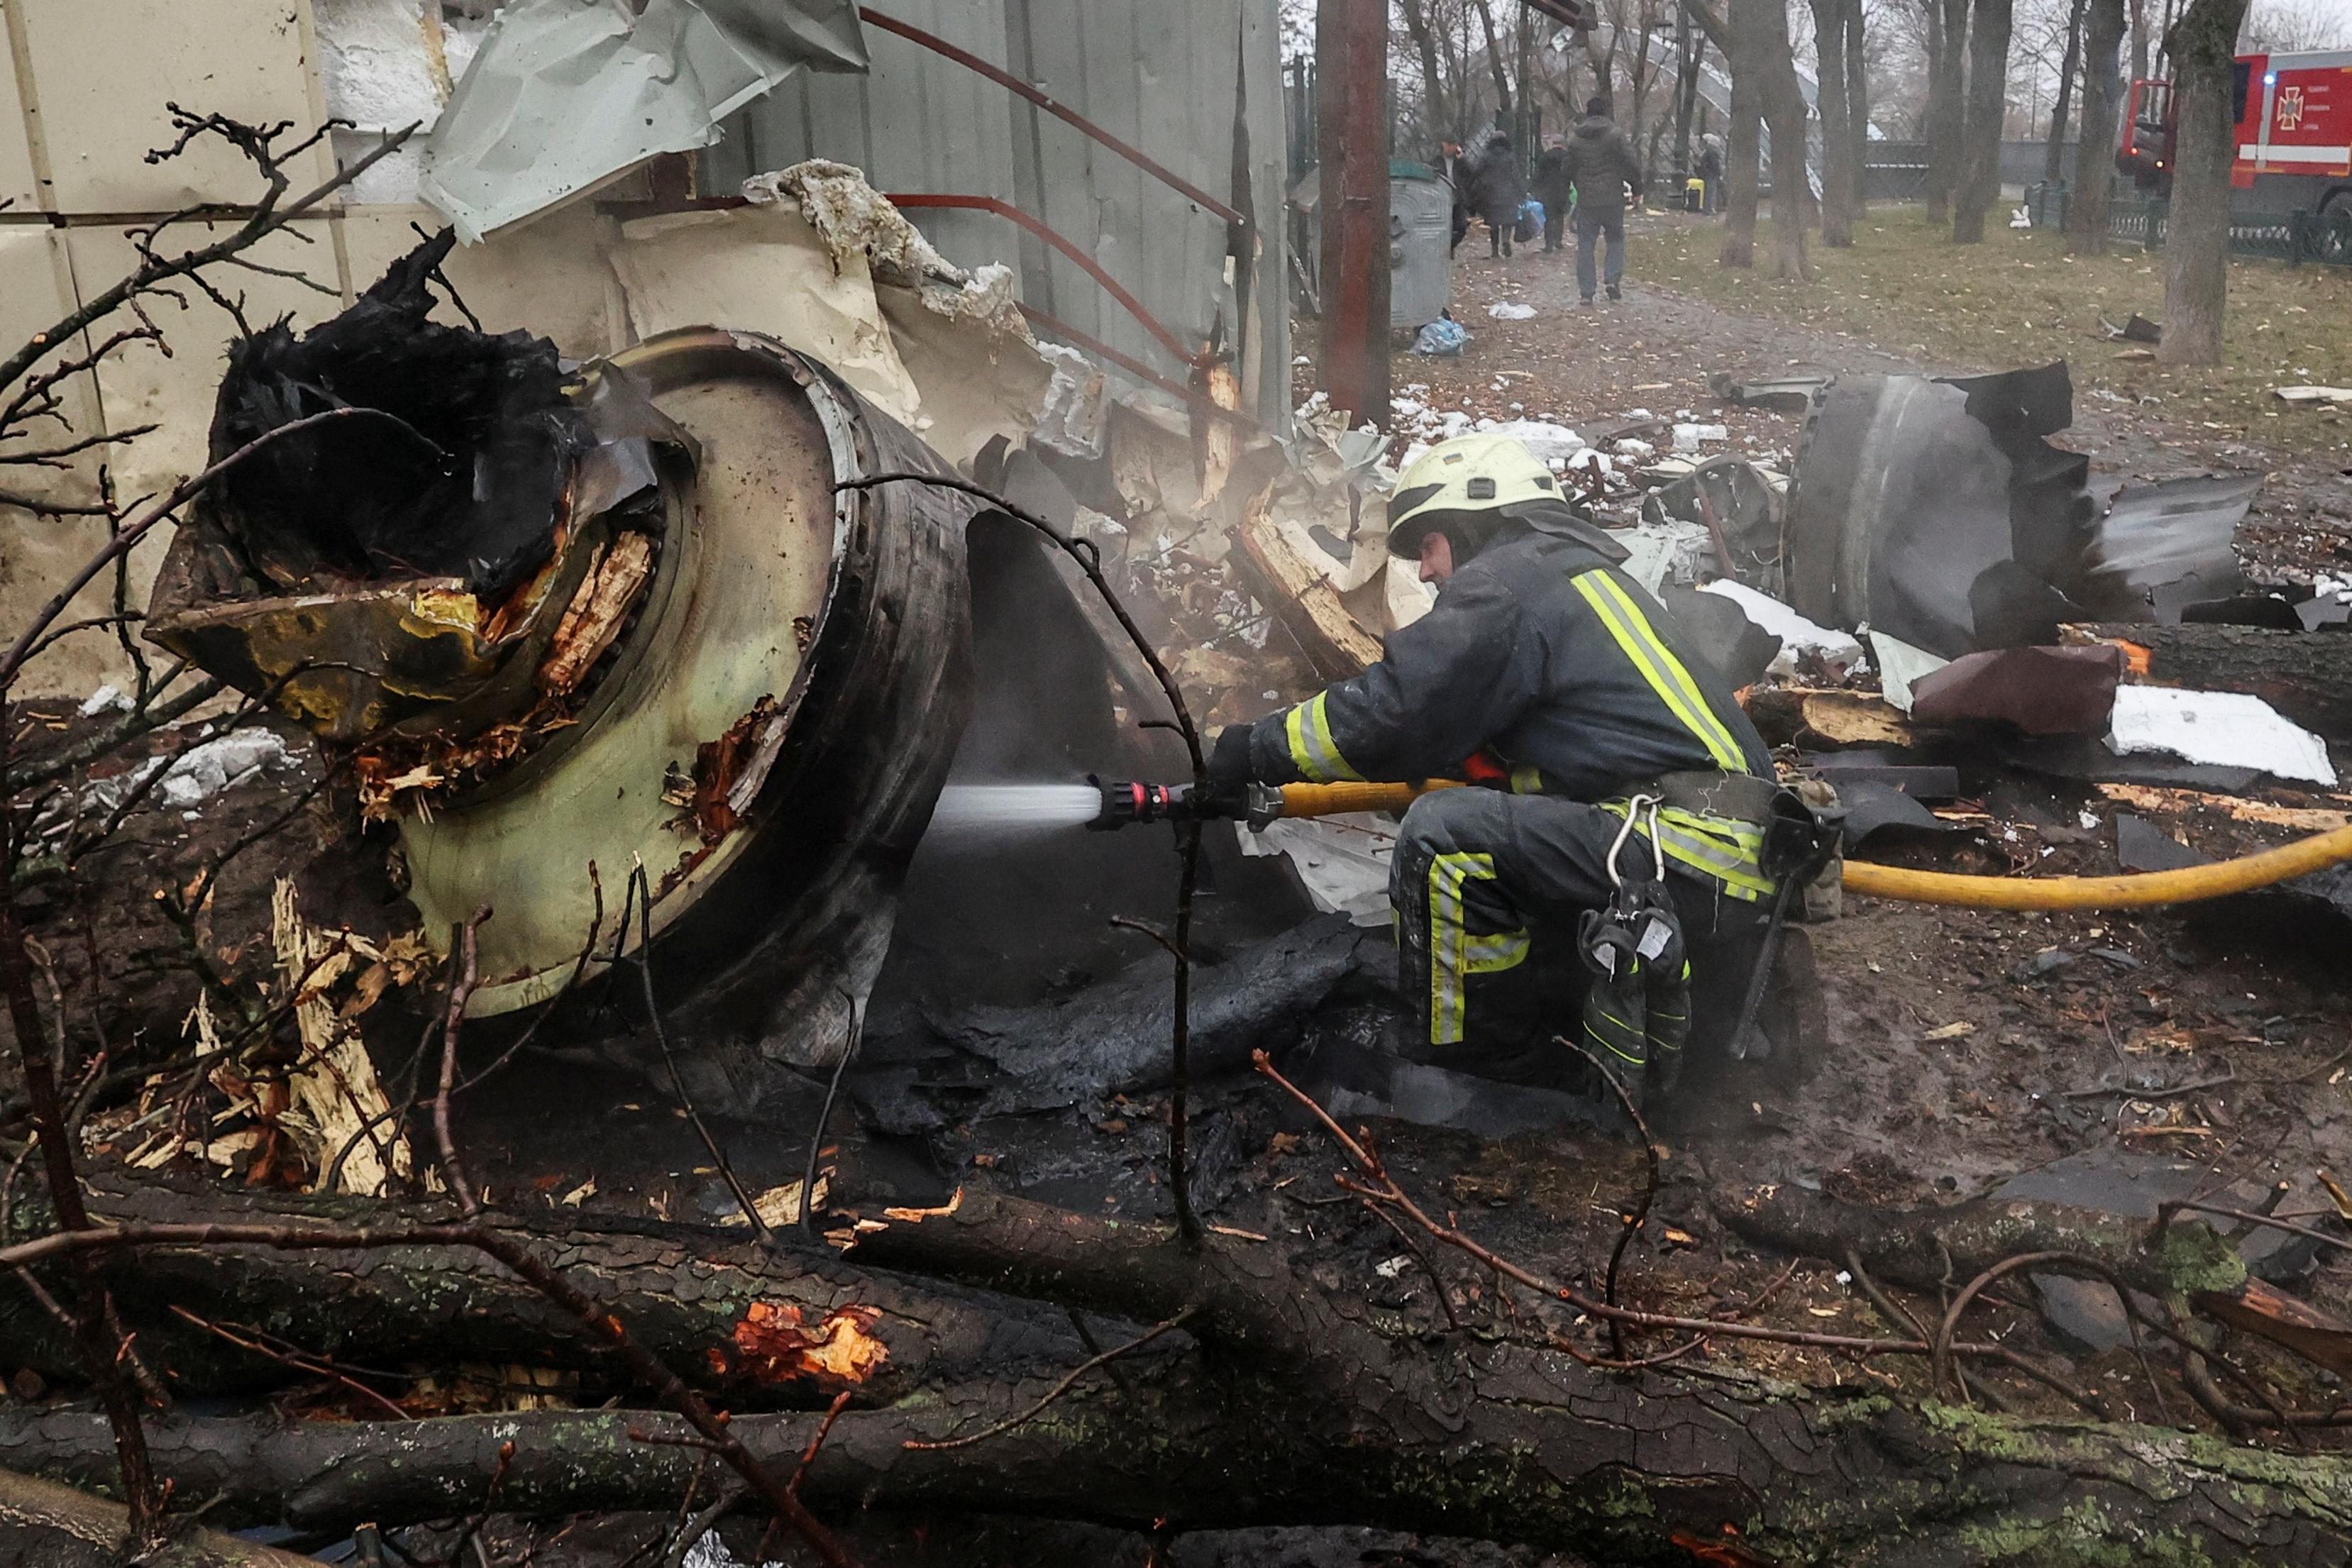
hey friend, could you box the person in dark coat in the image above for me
[1556,96,1644,302]
[1468,132,1525,258]
[1532,133,1574,253]
[1696,133,1725,214]
[1207,434,1779,1103]
[1438,140,1472,255]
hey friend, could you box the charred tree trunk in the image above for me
[1952,0,2014,242]
[1923,0,1972,218]
[2045,0,2089,182]
[10,1188,2352,1562]
[2070,0,2129,253]
[2158,0,2252,365]
[1809,0,1860,245]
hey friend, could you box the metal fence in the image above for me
[2020,184,2352,265]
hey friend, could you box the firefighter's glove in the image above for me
[1208,724,1258,786]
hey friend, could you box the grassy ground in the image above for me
[1643,204,2352,459]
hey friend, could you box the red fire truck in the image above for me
[2119,48,2352,224]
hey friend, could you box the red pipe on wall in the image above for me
[885,192,1196,368]
[858,6,1248,227]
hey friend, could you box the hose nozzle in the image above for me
[1086,775,1283,831]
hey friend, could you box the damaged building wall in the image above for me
[701,0,1292,428]
[0,0,1271,700]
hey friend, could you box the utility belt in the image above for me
[1483,764,1799,901]
[1598,771,1779,902]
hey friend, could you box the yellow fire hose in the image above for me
[1273,780,2352,911]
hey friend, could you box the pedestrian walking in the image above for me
[1533,133,1572,254]
[1467,131,1525,259]
[1556,97,1642,303]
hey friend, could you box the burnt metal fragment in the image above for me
[1907,644,2125,735]
[1782,363,2257,656]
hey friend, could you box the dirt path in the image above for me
[1401,209,2352,578]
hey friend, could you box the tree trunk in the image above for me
[1757,0,1811,275]
[1844,0,1870,211]
[2158,0,2252,365]
[1924,0,1971,218]
[2070,0,2127,253]
[1470,0,1515,124]
[1809,0,1858,246]
[1400,0,1451,143]
[1720,57,1763,266]
[1952,0,2014,242]
[11,1188,2352,1562]
[2131,0,2150,81]
[1674,0,1704,182]
[2045,0,2089,182]
[3,1176,1078,1410]
[0,1466,315,1567]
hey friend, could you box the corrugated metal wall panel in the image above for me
[707,0,1289,426]
[710,0,1020,292]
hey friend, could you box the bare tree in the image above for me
[2240,0,2351,50]
[1469,0,1515,124]
[2043,0,2088,181]
[1845,0,1872,201]
[1762,19,1812,272]
[1923,0,1970,216]
[2069,0,2128,252]
[1811,0,1865,243]
[1951,0,2014,240]
[2158,0,2254,363]
[1400,0,1456,141]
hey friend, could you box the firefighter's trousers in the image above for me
[1389,786,1768,1086]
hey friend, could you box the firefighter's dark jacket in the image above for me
[1241,504,1772,800]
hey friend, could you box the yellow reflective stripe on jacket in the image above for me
[1283,691,1365,784]
[1509,763,1545,795]
[1600,800,1774,900]
[1569,570,1748,773]
[1427,851,1531,1044]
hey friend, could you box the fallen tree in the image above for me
[2063,621,2352,741]
[14,1183,2352,1562]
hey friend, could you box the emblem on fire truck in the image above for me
[2276,85,2305,131]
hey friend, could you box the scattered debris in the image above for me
[2096,783,2350,832]
[1907,644,2124,734]
[266,878,430,1197]
[2104,685,2336,786]
[1486,302,1537,320]
[419,0,869,242]
[1235,814,1397,925]
[2275,385,2352,404]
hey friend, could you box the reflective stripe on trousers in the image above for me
[1428,851,1531,1044]
[1597,800,1772,901]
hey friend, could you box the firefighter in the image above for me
[1208,433,1782,1108]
